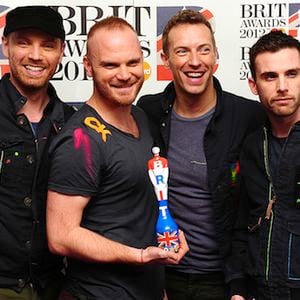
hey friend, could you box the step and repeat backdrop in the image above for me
[0,0,299,103]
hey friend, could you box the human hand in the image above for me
[142,230,189,264]
[174,230,189,261]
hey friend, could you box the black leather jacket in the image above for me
[137,77,266,295]
[0,74,75,292]
[230,122,300,296]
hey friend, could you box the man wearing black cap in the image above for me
[0,6,74,300]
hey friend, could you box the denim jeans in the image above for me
[249,282,300,300]
[165,268,227,300]
[0,279,62,300]
[0,286,39,300]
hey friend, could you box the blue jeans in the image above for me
[165,268,227,300]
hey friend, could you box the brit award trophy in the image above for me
[148,147,180,252]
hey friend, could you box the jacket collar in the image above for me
[161,76,224,119]
[1,73,26,112]
[161,81,176,111]
[1,73,66,132]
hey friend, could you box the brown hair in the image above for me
[249,30,300,80]
[162,9,215,55]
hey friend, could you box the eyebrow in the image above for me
[260,67,300,76]
[174,43,212,49]
[127,57,142,64]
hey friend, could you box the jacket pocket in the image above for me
[0,137,24,185]
[287,222,300,280]
[247,216,269,277]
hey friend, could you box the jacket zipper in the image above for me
[265,185,275,281]
[263,128,276,282]
[0,150,4,174]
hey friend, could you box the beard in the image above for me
[9,67,52,95]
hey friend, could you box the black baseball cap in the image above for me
[3,6,65,41]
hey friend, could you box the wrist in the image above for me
[141,248,144,264]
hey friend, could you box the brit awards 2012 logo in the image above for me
[0,5,10,78]
[289,3,300,40]
[239,2,299,81]
[156,6,216,81]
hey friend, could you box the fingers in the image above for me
[142,247,186,265]
[141,230,189,265]
[164,230,189,264]
[177,230,189,259]
[142,246,175,264]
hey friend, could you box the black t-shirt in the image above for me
[49,104,163,299]
[268,132,286,179]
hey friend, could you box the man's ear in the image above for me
[161,52,170,69]
[58,42,66,64]
[2,36,9,58]
[248,77,258,95]
[214,47,218,65]
[83,55,93,77]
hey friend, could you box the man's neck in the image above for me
[18,92,50,123]
[270,112,300,138]
[173,87,217,118]
[87,97,139,138]
[11,76,50,122]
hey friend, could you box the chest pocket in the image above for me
[0,137,25,185]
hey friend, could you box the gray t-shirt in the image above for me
[167,108,222,273]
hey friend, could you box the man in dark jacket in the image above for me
[137,9,265,300]
[0,6,75,300]
[230,31,300,300]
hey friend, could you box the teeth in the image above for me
[186,72,202,78]
[25,65,43,72]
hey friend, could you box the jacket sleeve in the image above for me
[226,175,250,298]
